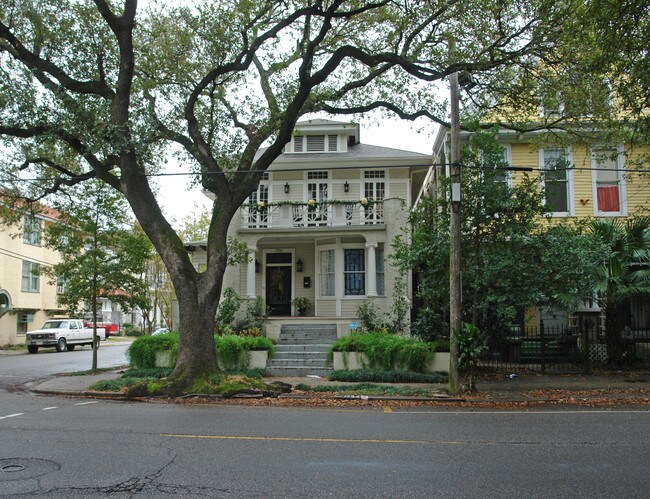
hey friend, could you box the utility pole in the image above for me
[448,69,461,395]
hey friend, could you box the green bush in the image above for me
[329,332,443,372]
[214,334,275,370]
[122,367,173,379]
[127,333,179,369]
[122,323,145,337]
[328,369,447,383]
[128,332,274,370]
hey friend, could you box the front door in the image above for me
[266,266,292,316]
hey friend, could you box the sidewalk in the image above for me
[29,369,650,405]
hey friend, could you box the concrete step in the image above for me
[274,344,331,353]
[272,351,331,361]
[281,324,337,331]
[267,359,332,368]
[266,366,333,377]
[278,334,336,345]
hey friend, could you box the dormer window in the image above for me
[291,134,339,153]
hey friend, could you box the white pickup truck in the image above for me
[25,318,106,354]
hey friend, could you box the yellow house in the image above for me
[0,206,67,346]
[430,123,650,335]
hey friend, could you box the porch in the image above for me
[240,201,384,230]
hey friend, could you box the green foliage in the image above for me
[44,180,152,319]
[127,333,179,369]
[292,297,311,316]
[356,299,385,332]
[294,383,440,397]
[215,287,242,329]
[389,274,410,334]
[589,217,650,362]
[395,131,605,338]
[123,324,144,337]
[214,334,275,370]
[329,332,442,372]
[455,322,488,392]
[122,367,173,379]
[328,370,447,384]
[233,297,269,332]
[456,323,488,370]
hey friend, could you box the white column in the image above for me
[246,246,257,298]
[366,242,377,297]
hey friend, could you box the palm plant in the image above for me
[590,217,650,363]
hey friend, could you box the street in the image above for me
[0,343,130,389]
[1,347,649,497]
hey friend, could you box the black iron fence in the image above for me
[480,323,650,374]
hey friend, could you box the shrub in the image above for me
[214,334,275,370]
[234,296,269,332]
[329,332,442,372]
[128,332,274,370]
[216,287,242,329]
[127,333,179,369]
[356,299,385,331]
[123,323,144,337]
[411,307,448,342]
[328,369,447,383]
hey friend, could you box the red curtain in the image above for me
[597,186,619,212]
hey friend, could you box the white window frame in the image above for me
[376,246,385,297]
[362,170,388,224]
[318,247,336,298]
[21,260,40,293]
[343,245,366,297]
[539,147,574,217]
[289,134,339,153]
[591,144,626,216]
[246,173,271,227]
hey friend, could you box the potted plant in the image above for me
[292,297,311,316]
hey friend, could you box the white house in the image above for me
[185,119,432,339]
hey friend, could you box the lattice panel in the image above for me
[589,344,608,363]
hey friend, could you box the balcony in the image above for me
[240,201,384,230]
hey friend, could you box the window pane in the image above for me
[319,250,335,296]
[542,148,569,212]
[344,249,365,295]
[545,181,568,212]
[376,248,385,296]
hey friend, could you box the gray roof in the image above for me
[289,143,430,159]
[255,142,431,162]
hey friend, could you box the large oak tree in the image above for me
[0,0,579,391]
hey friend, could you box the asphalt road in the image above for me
[1,346,649,497]
[1,390,649,497]
[0,343,130,389]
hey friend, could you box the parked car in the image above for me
[152,327,169,336]
[26,319,106,353]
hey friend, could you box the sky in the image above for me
[155,117,439,225]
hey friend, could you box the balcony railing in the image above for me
[241,201,384,229]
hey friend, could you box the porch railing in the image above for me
[240,201,384,229]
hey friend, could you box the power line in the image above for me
[4,160,650,183]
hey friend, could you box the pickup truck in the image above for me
[83,320,118,339]
[25,318,106,354]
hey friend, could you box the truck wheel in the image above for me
[55,337,67,352]
[67,344,76,351]
[95,337,100,350]
[27,345,39,354]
